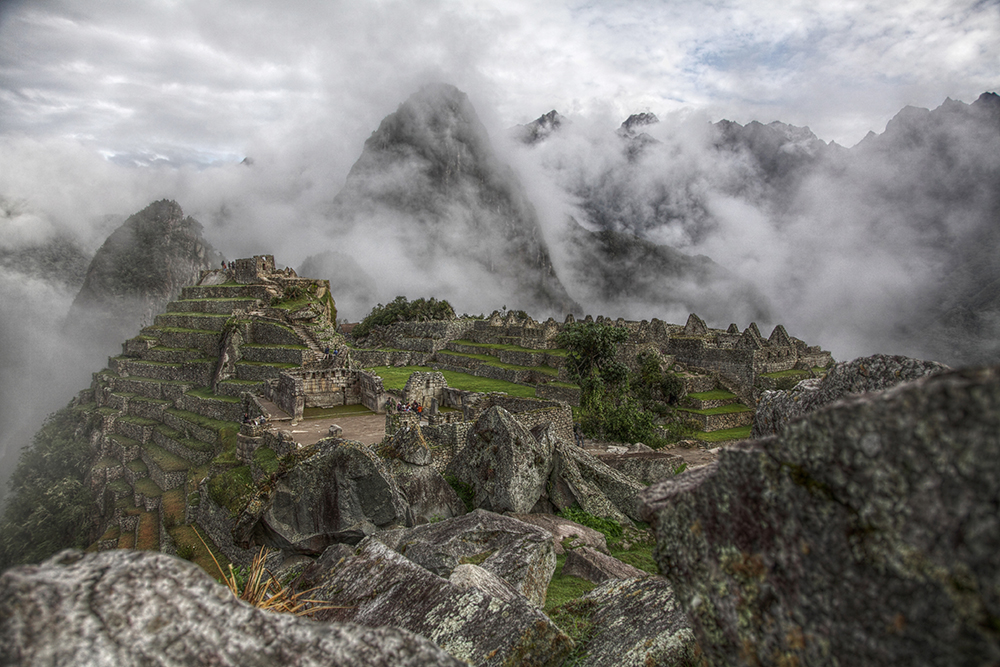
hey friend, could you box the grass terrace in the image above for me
[450,339,569,356]
[366,365,537,398]
[436,350,560,376]
[677,403,751,416]
[686,389,737,401]
[691,425,753,442]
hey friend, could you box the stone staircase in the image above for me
[84,279,322,563]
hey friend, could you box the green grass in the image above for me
[208,465,254,514]
[154,424,215,453]
[677,403,752,415]
[252,447,280,476]
[366,365,536,397]
[686,389,736,400]
[691,425,753,442]
[169,524,232,580]
[545,554,598,612]
[235,361,298,369]
[125,458,148,474]
[107,479,132,496]
[436,350,560,376]
[142,442,192,473]
[451,339,569,356]
[161,488,186,527]
[610,543,659,575]
[134,477,163,498]
[303,405,375,419]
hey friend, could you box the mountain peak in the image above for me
[512,110,564,144]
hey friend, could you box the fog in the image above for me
[1,0,998,491]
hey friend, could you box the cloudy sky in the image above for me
[1,0,997,171]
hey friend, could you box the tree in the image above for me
[0,407,95,570]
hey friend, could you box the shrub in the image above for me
[352,295,456,339]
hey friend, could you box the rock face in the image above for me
[640,365,1000,666]
[329,83,577,315]
[252,438,412,554]
[544,438,645,525]
[304,536,573,666]
[445,405,555,513]
[578,577,697,667]
[752,354,949,437]
[0,549,463,667]
[376,509,556,607]
[383,457,466,525]
[67,199,223,350]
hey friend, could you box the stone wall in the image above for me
[266,373,303,420]
[402,371,448,407]
[195,478,255,567]
[357,370,387,412]
[232,255,276,285]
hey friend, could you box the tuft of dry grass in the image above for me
[192,527,342,617]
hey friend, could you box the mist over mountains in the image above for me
[0,84,998,492]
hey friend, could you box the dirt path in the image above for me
[276,413,388,446]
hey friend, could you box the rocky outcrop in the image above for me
[577,577,697,667]
[383,457,466,524]
[251,438,412,554]
[562,546,649,584]
[544,438,645,525]
[641,365,1000,666]
[445,405,555,513]
[752,353,949,437]
[595,450,687,486]
[0,549,463,666]
[378,421,432,466]
[376,509,556,607]
[303,536,573,666]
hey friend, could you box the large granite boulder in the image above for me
[0,549,463,666]
[445,405,555,513]
[303,536,573,666]
[594,450,687,485]
[640,365,1000,666]
[576,577,697,667]
[378,421,432,465]
[376,509,556,607]
[544,438,645,525]
[252,438,412,554]
[506,512,609,554]
[383,458,466,524]
[752,354,949,437]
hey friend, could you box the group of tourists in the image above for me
[242,413,267,427]
[390,400,424,415]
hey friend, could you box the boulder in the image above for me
[506,513,609,554]
[545,439,645,525]
[383,458,465,524]
[376,509,556,607]
[641,365,1000,666]
[303,536,573,666]
[576,577,697,667]
[561,547,649,584]
[594,450,687,486]
[445,405,554,513]
[252,438,412,555]
[0,549,463,667]
[378,421,432,466]
[752,354,949,437]
[448,563,522,603]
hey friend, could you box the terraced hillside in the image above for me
[82,265,336,565]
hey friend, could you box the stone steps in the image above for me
[140,442,191,490]
[152,424,216,466]
[176,391,244,423]
[141,326,223,357]
[240,344,308,365]
[110,415,157,446]
[111,357,216,385]
[162,409,219,446]
[167,297,260,314]
[216,379,265,399]
[137,346,207,364]
[154,312,231,332]
[684,391,740,410]
[249,320,303,347]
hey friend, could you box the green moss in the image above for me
[610,543,660,575]
[252,447,280,476]
[142,442,191,473]
[459,550,494,566]
[208,465,254,514]
[444,475,475,512]
[125,458,148,474]
[545,554,598,612]
[558,507,623,543]
[134,477,163,498]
